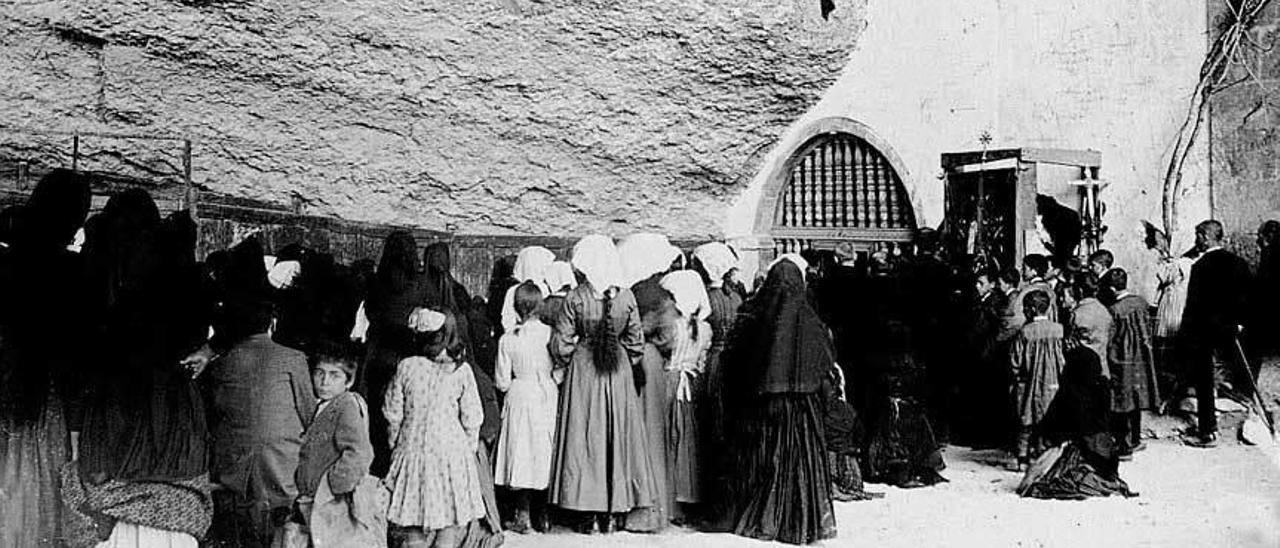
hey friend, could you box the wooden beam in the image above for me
[1020,148,1102,168]
[770,226,916,242]
[942,147,1101,170]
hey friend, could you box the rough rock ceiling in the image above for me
[0,0,864,237]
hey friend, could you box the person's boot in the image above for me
[509,507,532,534]
[597,513,616,534]
[574,513,599,535]
[532,508,550,534]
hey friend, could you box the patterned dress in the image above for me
[383,356,487,529]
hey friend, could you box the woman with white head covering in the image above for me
[690,242,745,527]
[617,233,683,288]
[544,261,577,297]
[656,270,712,518]
[616,234,684,531]
[500,246,556,333]
[548,235,657,534]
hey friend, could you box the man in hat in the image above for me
[204,237,318,546]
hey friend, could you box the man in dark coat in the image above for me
[1180,220,1252,447]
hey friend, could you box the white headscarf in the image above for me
[769,253,810,281]
[512,246,555,292]
[501,246,556,333]
[661,270,711,322]
[268,260,302,289]
[693,242,739,288]
[544,261,577,296]
[617,233,682,287]
[572,235,625,297]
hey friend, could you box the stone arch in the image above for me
[751,117,918,252]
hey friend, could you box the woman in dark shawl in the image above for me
[721,257,837,545]
[423,242,472,313]
[1018,340,1137,500]
[1247,220,1280,376]
[861,320,947,489]
[486,254,518,329]
[65,189,214,547]
[0,169,91,547]
[362,231,426,477]
[423,243,484,393]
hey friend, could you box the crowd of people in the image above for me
[0,169,1275,548]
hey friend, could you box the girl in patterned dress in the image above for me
[383,309,487,547]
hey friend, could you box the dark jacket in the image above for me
[206,333,317,507]
[1182,248,1252,344]
[296,391,373,497]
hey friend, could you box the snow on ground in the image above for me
[506,441,1280,548]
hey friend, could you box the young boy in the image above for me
[1008,290,1066,471]
[1069,273,1112,379]
[1103,268,1159,459]
[288,344,386,547]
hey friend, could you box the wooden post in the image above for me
[71,133,80,172]
[182,138,201,255]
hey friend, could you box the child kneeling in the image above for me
[276,344,387,548]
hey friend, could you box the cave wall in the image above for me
[0,0,865,239]
[1208,1,1280,267]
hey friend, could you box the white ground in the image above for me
[505,441,1280,548]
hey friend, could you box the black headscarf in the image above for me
[727,259,833,396]
[423,242,469,313]
[214,236,273,348]
[486,254,518,326]
[16,168,91,252]
[86,189,163,317]
[367,231,422,326]
[0,170,91,422]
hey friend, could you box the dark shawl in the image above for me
[0,169,91,423]
[423,242,471,314]
[80,189,208,483]
[485,254,518,328]
[423,242,476,365]
[365,232,425,356]
[1039,345,1112,451]
[727,260,832,396]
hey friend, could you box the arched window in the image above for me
[771,132,916,254]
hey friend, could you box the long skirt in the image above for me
[0,391,67,548]
[361,333,405,478]
[549,345,655,514]
[625,344,671,531]
[1017,441,1136,500]
[666,369,701,505]
[725,394,836,545]
[865,397,946,487]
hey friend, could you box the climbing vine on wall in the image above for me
[1163,0,1274,237]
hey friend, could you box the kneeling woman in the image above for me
[1018,339,1137,500]
[721,255,837,545]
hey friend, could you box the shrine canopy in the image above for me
[940,147,1104,273]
